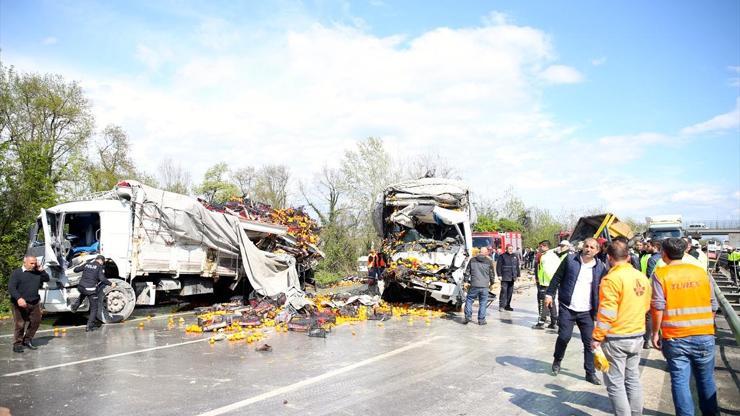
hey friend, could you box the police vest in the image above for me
[640,254,650,274]
[654,263,714,340]
[538,249,566,286]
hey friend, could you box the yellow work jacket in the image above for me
[593,263,651,341]
[654,263,714,339]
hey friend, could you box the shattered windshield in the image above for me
[473,237,492,248]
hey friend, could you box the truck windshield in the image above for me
[473,237,492,248]
[650,229,682,240]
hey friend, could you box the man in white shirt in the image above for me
[545,237,609,385]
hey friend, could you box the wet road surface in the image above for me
[1,283,738,416]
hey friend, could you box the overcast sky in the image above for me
[2,0,739,222]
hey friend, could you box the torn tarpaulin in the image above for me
[122,181,305,304]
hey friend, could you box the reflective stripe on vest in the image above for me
[661,318,715,328]
[596,321,612,330]
[664,306,713,317]
[655,263,714,339]
[598,308,617,319]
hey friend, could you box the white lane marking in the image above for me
[2,338,209,377]
[196,335,444,416]
[0,311,196,339]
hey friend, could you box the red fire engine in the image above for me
[472,231,523,256]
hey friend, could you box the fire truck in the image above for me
[472,231,523,256]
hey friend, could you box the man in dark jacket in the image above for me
[545,237,608,385]
[71,255,115,331]
[8,255,50,352]
[463,247,495,325]
[497,244,520,311]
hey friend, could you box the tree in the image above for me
[0,63,93,186]
[194,162,239,204]
[158,157,192,194]
[87,124,137,192]
[300,165,360,274]
[340,138,400,234]
[0,63,94,311]
[231,166,256,198]
[523,208,565,248]
[403,152,461,180]
[254,164,290,208]
[301,166,345,226]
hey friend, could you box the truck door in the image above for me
[27,209,60,268]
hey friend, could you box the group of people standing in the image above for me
[464,235,720,416]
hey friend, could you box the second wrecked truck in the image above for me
[373,177,477,307]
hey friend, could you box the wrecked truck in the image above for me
[373,178,477,308]
[27,180,307,323]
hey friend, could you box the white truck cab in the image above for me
[28,197,137,322]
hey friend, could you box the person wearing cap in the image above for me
[71,255,116,331]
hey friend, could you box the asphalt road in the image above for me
[0,282,738,416]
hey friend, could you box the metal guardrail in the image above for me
[712,272,740,346]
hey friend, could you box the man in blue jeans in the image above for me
[651,237,719,416]
[464,247,495,325]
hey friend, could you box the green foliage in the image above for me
[522,208,565,248]
[473,213,499,232]
[0,62,90,304]
[316,223,360,276]
[340,137,399,245]
[473,213,524,233]
[314,270,343,287]
[194,162,240,203]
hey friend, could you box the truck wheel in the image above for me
[98,279,136,323]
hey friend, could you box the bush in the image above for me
[314,270,343,287]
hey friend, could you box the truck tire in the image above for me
[98,279,136,323]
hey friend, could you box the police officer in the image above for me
[70,255,115,331]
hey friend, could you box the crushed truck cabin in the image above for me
[373,177,477,308]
